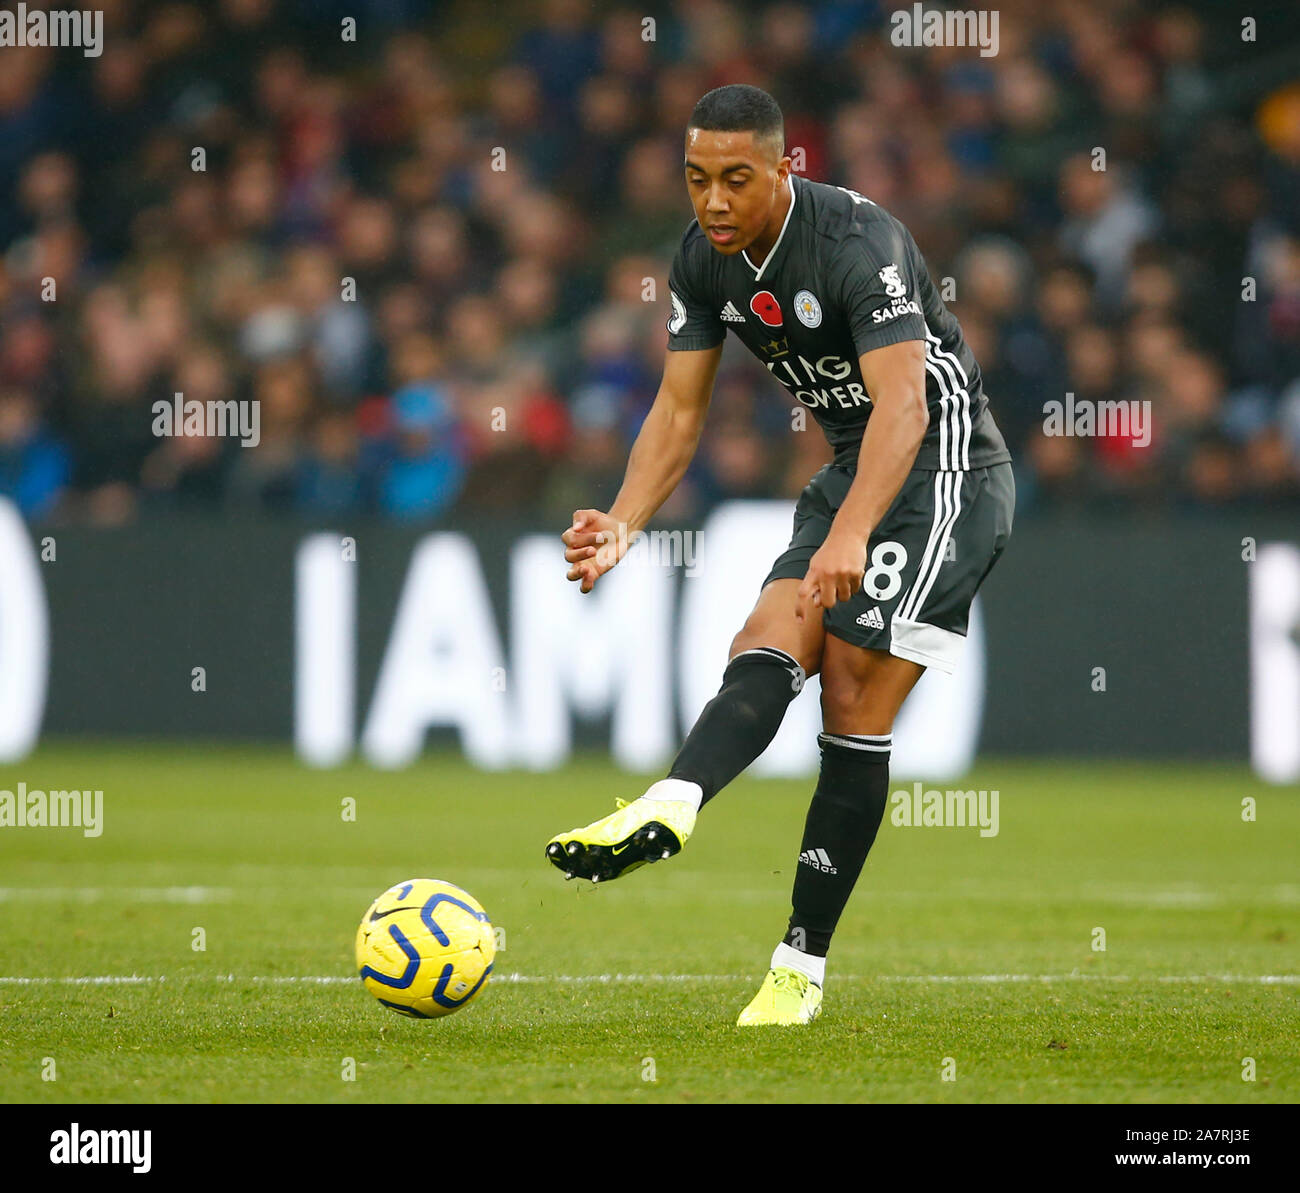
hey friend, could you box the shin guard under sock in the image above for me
[783,731,892,958]
[667,647,806,807]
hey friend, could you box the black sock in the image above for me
[783,732,892,958]
[667,647,806,807]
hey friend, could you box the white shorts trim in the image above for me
[889,614,965,674]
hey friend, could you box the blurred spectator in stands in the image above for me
[285,244,372,403]
[1057,154,1158,311]
[298,409,364,515]
[225,356,313,511]
[457,360,569,512]
[375,381,468,520]
[139,344,233,510]
[693,415,773,509]
[544,381,634,521]
[0,387,69,519]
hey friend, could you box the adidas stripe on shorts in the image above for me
[761,462,1014,673]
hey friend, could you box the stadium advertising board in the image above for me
[1,498,1295,782]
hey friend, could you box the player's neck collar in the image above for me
[742,174,797,283]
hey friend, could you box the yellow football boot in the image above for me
[736,967,823,1026]
[545,786,696,884]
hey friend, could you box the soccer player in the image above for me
[545,84,1013,1025]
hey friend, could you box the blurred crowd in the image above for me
[1,0,1299,526]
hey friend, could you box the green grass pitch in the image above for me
[0,745,1296,1103]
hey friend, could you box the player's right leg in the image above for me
[739,461,1015,1024]
[545,577,824,883]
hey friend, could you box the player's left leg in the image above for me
[736,641,922,1026]
[546,466,841,885]
[544,577,823,883]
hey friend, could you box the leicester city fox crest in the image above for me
[794,289,822,328]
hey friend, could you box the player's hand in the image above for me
[796,531,867,623]
[561,508,632,594]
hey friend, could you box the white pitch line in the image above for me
[0,975,162,985]
[1,973,1297,986]
[0,887,233,903]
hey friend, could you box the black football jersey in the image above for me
[666,173,1010,471]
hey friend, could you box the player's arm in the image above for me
[563,343,722,593]
[796,339,928,619]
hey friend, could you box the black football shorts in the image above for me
[761,462,1014,672]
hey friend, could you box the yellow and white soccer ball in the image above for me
[355,878,495,1019]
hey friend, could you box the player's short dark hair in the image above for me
[687,84,784,158]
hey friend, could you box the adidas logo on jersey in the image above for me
[799,848,837,874]
[720,301,746,323]
[856,605,885,630]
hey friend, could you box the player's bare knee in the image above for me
[727,624,762,660]
[819,669,869,731]
[729,618,783,659]
[728,625,820,677]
